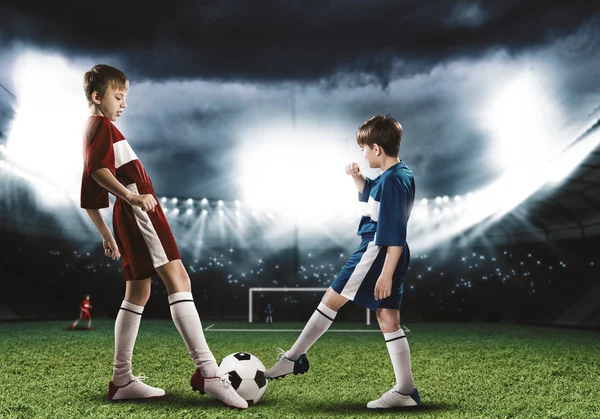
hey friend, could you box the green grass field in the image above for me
[0,320,598,419]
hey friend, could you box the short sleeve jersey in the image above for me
[80,300,91,311]
[80,116,152,209]
[357,161,415,247]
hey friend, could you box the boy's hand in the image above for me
[103,237,121,260]
[345,162,361,177]
[128,194,157,212]
[374,274,393,301]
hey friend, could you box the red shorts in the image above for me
[112,182,181,280]
[80,310,91,320]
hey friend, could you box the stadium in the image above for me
[1,3,599,418]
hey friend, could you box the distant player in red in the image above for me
[72,294,93,330]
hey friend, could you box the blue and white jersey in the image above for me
[357,161,415,247]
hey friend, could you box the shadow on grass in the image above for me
[88,392,451,415]
[296,401,452,415]
[87,392,250,410]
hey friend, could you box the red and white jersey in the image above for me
[79,115,181,280]
[80,300,92,312]
[81,116,152,209]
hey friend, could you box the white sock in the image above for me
[384,329,415,394]
[112,301,144,386]
[287,302,337,360]
[168,292,218,377]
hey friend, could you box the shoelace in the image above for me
[383,383,401,397]
[215,373,233,390]
[275,348,287,362]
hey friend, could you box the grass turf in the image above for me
[0,320,598,418]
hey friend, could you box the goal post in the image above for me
[249,287,371,325]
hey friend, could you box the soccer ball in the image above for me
[219,352,268,406]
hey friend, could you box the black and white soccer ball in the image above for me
[219,352,268,406]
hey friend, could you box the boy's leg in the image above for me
[265,287,347,379]
[109,278,165,400]
[112,279,150,386]
[367,308,418,409]
[156,260,247,409]
[156,260,218,376]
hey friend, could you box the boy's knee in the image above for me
[376,309,400,332]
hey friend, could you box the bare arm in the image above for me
[85,208,113,241]
[84,208,121,260]
[345,162,367,194]
[374,246,403,301]
[90,168,157,212]
[90,168,133,201]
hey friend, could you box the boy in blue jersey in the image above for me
[265,115,419,410]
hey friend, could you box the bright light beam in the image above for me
[5,51,91,206]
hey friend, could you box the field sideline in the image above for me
[0,320,598,418]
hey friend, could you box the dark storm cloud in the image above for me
[0,0,598,85]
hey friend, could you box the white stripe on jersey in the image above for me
[114,140,139,169]
[126,183,169,268]
[363,196,380,222]
[340,240,380,301]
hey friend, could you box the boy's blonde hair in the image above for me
[356,115,403,157]
[83,64,128,104]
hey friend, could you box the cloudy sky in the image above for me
[0,0,599,206]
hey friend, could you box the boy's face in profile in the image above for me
[93,84,128,121]
[362,144,379,169]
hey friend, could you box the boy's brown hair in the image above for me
[83,64,128,104]
[356,115,403,157]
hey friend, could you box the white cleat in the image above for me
[264,348,309,379]
[190,369,248,410]
[108,375,165,401]
[367,385,420,409]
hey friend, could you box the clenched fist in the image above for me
[128,194,158,212]
[345,162,361,177]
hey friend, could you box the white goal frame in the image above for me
[249,287,371,325]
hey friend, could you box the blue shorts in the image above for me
[331,235,409,312]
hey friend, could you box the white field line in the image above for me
[206,328,380,333]
[204,325,411,333]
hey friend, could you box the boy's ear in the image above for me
[374,144,381,156]
[91,91,102,104]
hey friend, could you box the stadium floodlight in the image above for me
[5,51,89,203]
[218,200,224,207]
[201,198,208,205]
[187,198,193,205]
[248,287,372,325]
[482,70,563,173]
[171,198,178,204]
[237,122,357,218]
[186,209,193,215]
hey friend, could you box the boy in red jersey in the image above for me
[80,64,246,409]
[71,294,93,330]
